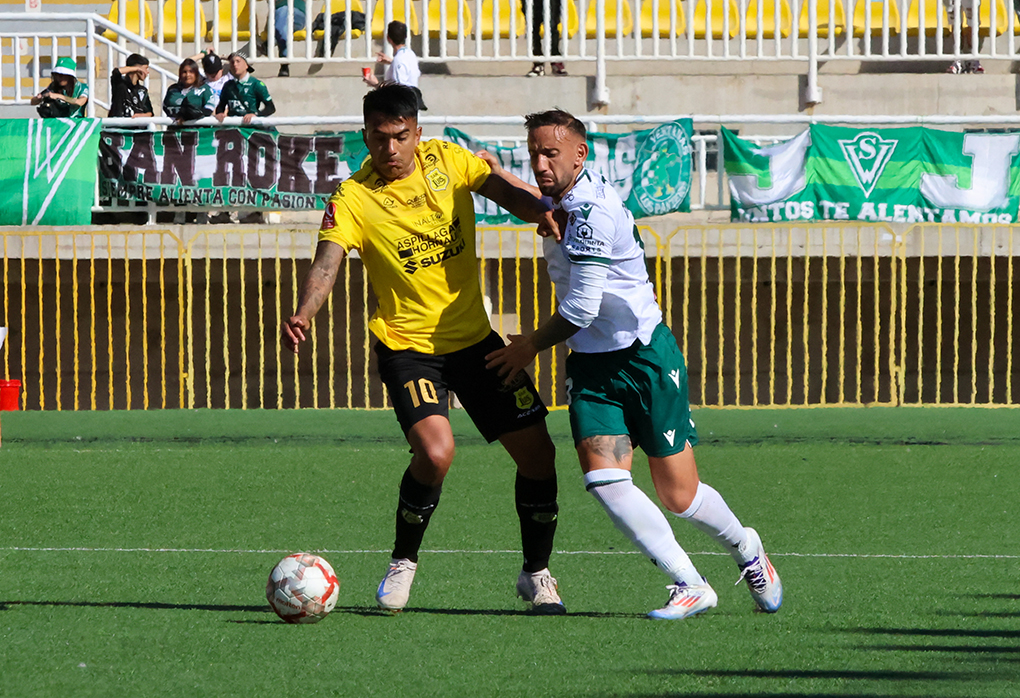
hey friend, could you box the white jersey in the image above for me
[543,168,662,354]
[385,46,421,88]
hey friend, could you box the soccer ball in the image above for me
[266,553,340,624]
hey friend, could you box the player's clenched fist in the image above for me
[281,316,310,354]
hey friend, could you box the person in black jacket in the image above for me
[108,54,153,119]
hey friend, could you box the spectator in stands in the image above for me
[362,21,428,111]
[31,57,89,118]
[274,0,307,77]
[162,58,217,125]
[215,52,276,125]
[108,53,153,120]
[188,50,231,110]
[522,0,567,76]
[944,0,983,73]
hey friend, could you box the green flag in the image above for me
[0,118,102,226]
[724,124,1020,223]
[444,120,693,223]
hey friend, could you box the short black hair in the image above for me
[363,82,418,124]
[387,20,408,45]
[524,109,587,141]
[125,53,149,67]
[202,52,222,76]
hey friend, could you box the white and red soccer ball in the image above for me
[266,553,340,624]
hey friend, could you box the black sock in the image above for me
[516,472,559,573]
[392,468,442,563]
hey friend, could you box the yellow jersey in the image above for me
[319,139,492,355]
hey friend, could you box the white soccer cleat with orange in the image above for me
[647,580,718,620]
[735,527,783,613]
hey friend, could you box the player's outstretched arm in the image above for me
[282,240,346,354]
[485,311,581,383]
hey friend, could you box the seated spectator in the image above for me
[162,58,217,125]
[362,21,427,111]
[311,6,365,56]
[215,52,276,125]
[31,57,89,118]
[108,53,153,119]
[189,49,231,110]
[274,0,306,76]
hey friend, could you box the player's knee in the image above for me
[411,442,455,482]
[656,481,699,515]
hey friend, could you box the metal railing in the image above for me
[1,223,1017,410]
[4,0,1020,109]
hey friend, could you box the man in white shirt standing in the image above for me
[362,21,427,110]
[485,109,783,620]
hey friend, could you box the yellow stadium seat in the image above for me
[978,0,1016,35]
[427,0,473,37]
[478,0,527,38]
[585,0,634,37]
[798,0,846,36]
[639,0,686,36]
[906,0,948,33]
[162,0,207,42]
[745,0,792,37]
[372,0,421,37]
[693,0,740,38]
[852,0,900,35]
[102,0,154,41]
[538,0,580,38]
[208,0,252,41]
[311,0,365,40]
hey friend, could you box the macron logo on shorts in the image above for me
[669,369,680,388]
[664,429,676,447]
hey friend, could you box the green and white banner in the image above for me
[99,128,369,210]
[724,125,1020,223]
[722,123,1020,223]
[0,118,102,226]
[444,120,693,223]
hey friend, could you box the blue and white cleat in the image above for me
[376,558,417,613]
[647,581,718,620]
[736,527,782,613]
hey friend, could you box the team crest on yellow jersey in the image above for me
[426,168,449,192]
[514,387,535,410]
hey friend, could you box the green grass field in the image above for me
[1,407,1019,698]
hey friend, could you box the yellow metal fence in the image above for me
[1,223,1017,410]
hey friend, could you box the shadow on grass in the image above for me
[0,599,270,613]
[850,627,1020,639]
[860,643,1020,656]
[663,669,971,681]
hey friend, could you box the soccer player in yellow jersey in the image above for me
[282,84,566,615]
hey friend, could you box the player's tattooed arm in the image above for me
[282,241,346,354]
[484,311,580,383]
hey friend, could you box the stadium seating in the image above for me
[639,0,686,36]
[208,0,252,41]
[852,0,900,35]
[312,0,365,41]
[584,0,634,37]
[906,0,948,35]
[372,0,421,37]
[744,0,792,37]
[538,0,580,38]
[977,0,1015,35]
[162,0,207,42]
[102,0,154,41]
[478,0,528,38]
[693,0,740,38]
[427,0,473,37]
[797,0,846,36]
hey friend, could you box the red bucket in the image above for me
[0,379,21,411]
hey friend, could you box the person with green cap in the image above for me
[31,57,89,118]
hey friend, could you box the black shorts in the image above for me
[374,330,549,443]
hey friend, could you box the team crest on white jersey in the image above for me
[663,429,676,447]
[668,369,680,388]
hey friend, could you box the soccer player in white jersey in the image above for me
[485,109,783,619]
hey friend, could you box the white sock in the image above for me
[677,482,751,564]
[584,469,703,587]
